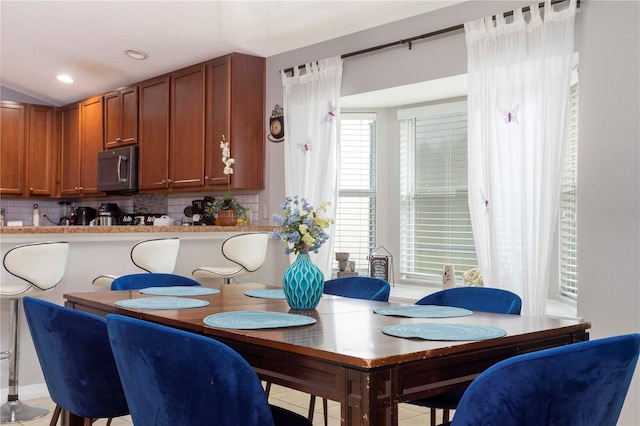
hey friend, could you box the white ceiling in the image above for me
[1,1,465,107]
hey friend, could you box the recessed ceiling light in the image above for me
[125,48,148,60]
[56,74,74,83]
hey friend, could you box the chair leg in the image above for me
[308,395,328,425]
[265,381,272,397]
[49,405,62,426]
[430,408,437,426]
[0,299,49,423]
[308,395,316,422]
[442,408,450,424]
[322,398,328,426]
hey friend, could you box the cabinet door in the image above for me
[205,56,231,187]
[103,91,121,148]
[80,95,104,195]
[60,103,81,196]
[0,102,26,195]
[104,86,138,148]
[207,53,265,191]
[27,104,56,196]
[139,76,170,191]
[228,53,265,190]
[120,86,138,145]
[170,64,205,189]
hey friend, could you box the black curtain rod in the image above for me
[282,0,578,75]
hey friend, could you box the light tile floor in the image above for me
[16,384,446,425]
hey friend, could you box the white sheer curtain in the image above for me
[465,0,577,316]
[281,56,343,277]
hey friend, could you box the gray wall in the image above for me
[264,1,640,423]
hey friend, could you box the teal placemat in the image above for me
[204,311,316,329]
[244,289,286,299]
[382,323,507,341]
[139,286,220,296]
[115,297,209,310]
[374,305,472,318]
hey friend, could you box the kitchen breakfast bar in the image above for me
[0,225,282,415]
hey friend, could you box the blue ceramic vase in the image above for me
[283,253,324,310]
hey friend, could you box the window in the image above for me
[399,101,477,284]
[333,114,377,274]
[398,85,579,293]
[559,82,579,298]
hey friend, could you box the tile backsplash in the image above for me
[0,192,259,226]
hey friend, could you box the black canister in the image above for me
[74,207,96,225]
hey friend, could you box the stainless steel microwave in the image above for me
[97,146,138,193]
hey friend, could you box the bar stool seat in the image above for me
[192,233,268,284]
[1,241,70,423]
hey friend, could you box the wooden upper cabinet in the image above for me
[60,103,81,196]
[0,102,57,197]
[205,57,230,186]
[138,75,170,191]
[61,96,104,197]
[80,96,104,195]
[206,53,265,190]
[169,63,206,189]
[0,102,26,195]
[26,104,57,196]
[104,85,138,148]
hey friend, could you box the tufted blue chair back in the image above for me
[451,333,640,426]
[323,276,391,302]
[23,297,129,422]
[416,286,521,315]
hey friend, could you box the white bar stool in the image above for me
[92,237,180,288]
[0,241,70,423]
[192,233,268,284]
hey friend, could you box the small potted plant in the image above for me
[207,135,248,226]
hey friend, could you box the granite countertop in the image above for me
[0,225,276,234]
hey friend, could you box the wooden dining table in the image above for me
[64,283,590,426]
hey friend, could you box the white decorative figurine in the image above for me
[442,264,456,289]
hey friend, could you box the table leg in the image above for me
[345,369,397,426]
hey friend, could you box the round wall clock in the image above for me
[268,104,284,143]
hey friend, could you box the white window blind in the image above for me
[559,81,579,298]
[333,114,377,275]
[400,103,477,284]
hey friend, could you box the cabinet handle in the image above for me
[78,186,83,191]
[206,176,225,182]
[172,178,200,184]
[116,137,122,143]
[29,187,34,193]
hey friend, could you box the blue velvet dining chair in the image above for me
[106,314,311,426]
[23,297,129,426]
[110,272,201,290]
[415,286,522,315]
[323,276,391,302]
[450,333,640,426]
[411,286,522,425]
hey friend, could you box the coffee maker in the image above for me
[97,203,123,226]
